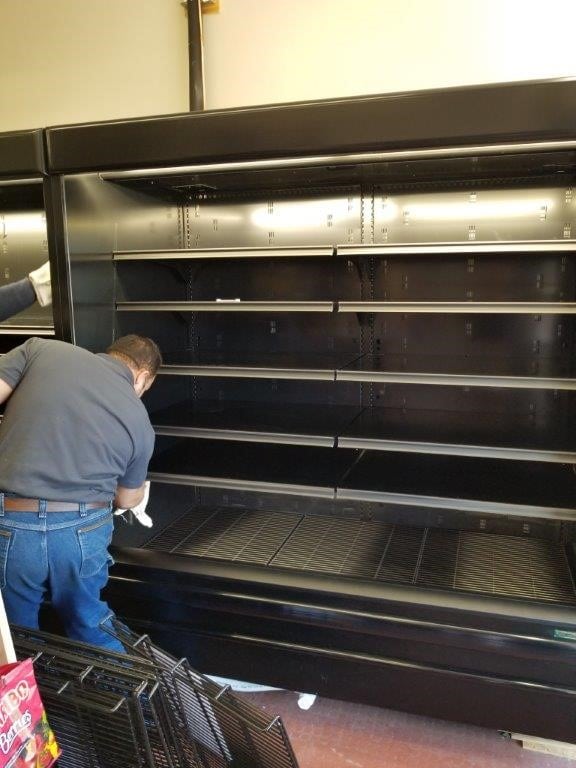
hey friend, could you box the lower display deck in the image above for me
[141,506,576,606]
[106,467,576,746]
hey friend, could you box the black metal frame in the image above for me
[45,78,576,172]
[0,129,45,178]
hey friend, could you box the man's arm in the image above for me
[0,379,14,406]
[0,279,36,322]
[115,482,146,510]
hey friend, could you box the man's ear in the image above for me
[133,369,152,398]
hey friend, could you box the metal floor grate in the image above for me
[14,625,300,768]
[144,511,576,605]
[146,508,301,565]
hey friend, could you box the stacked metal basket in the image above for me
[12,624,299,768]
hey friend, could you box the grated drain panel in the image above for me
[143,510,576,605]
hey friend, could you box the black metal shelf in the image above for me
[338,354,576,390]
[119,299,576,315]
[151,401,362,447]
[151,402,576,463]
[141,508,576,607]
[117,300,334,313]
[0,325,54,335]
[338,301,576,314]
[159,351,360,381]
[338,450,576,520]
[113,246,335,261]
[147,435,576,519]
[337,241,576,257]
[149,438,357,498]
[340,407,576,463]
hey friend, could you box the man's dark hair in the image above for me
[107,335,162,376]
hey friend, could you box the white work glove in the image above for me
[28,261,52,307]
[114,480,153,527]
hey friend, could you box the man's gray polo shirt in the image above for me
[0,338,155,502]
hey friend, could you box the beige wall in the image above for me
[202,0,576,109]
[0,0,189,131]
[3,0,576,133]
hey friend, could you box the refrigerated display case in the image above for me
[44,79,576,742]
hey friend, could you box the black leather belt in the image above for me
[3,499,109,512]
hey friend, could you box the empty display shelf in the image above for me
[337,354,576,390]
[338,302,576,314]
[113,245,335,261]
[0,325,54,335]
[339,407,576,463]
[338,450,576,519]
[152,401,362,447]
[160,351,361,380]
[149,438,358,497]
[337,241,576,257]
[117,300,335,312]
[143,509,576,606]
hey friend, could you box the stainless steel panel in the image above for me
[0,210,52,330]
[63,174,182,348]
[373,187,576,244]
[183,194,361,248]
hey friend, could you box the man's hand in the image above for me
[0,379,14,406]
[28,261,52,307]
[114,481,152,527]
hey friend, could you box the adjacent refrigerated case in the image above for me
[0,130,55,348]
[45,79,576,742]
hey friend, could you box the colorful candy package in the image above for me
[0,658,60,768]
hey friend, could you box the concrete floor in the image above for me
[242,690,575,768]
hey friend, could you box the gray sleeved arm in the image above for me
[0,338,34,388]
[119,425,156,489]
[0,278,36,322]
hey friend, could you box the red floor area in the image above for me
[242,691,575,768]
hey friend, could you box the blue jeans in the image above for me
[0,497,124,653]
